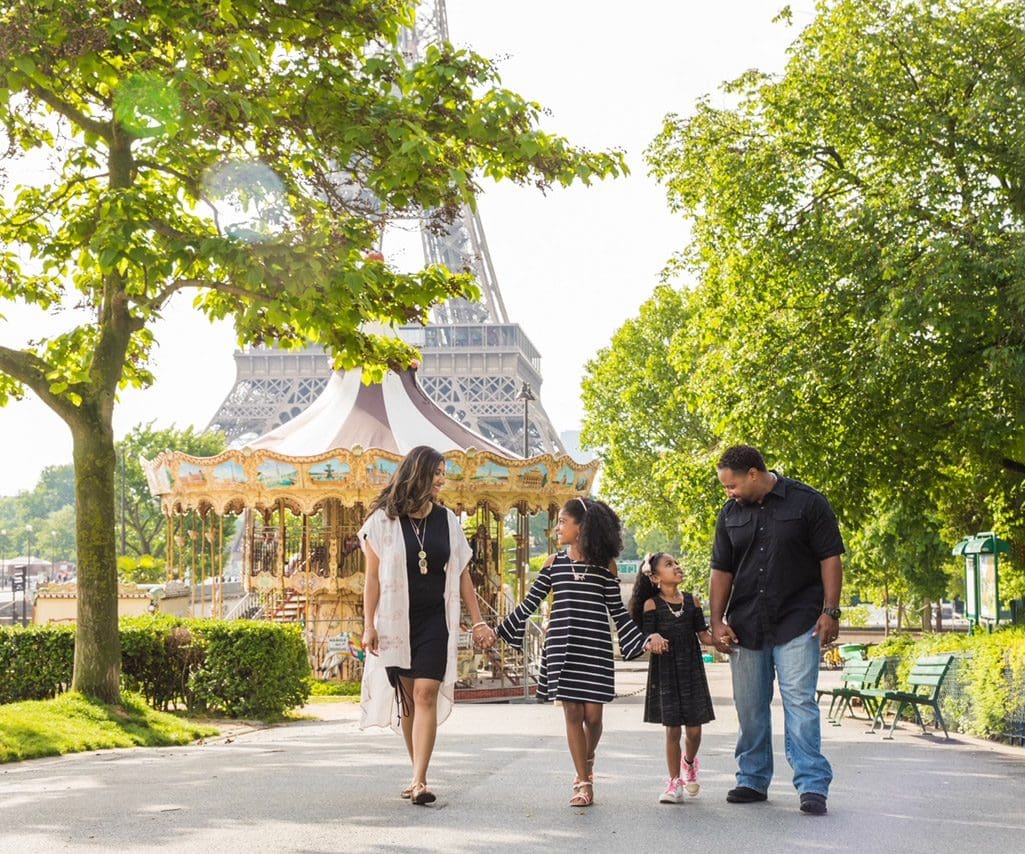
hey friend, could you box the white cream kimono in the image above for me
[358,506,472,731]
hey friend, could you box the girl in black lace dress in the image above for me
[629,552,715,804]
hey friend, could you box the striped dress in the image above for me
[497,551,647,703]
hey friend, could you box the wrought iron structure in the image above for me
[207,0,565,457]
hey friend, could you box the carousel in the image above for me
[143,367,598,694]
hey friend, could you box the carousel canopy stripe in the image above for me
[249,369,509,457]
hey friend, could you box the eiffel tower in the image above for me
[208,1,564,456]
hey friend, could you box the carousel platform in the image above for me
[454,678,538,702]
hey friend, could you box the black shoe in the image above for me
[726,786,768,803]
[799,792,827,815]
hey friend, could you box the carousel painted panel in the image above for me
[307,458,352,484]
[257,460,299,489]
[365,456,399,487]
[211,459,247,485]
[472,460,510,485]
[177,462,206,487]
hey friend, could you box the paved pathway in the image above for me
[2,662,1024,853]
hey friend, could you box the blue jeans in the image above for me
[729,628,832,796]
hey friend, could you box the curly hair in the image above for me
[717,444,766,473]
[628,552,666,625]
[563,497,623,570]
[367,445,444,519]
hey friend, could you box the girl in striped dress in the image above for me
[496,497,667,807]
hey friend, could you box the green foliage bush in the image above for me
[1,619,310,718]
[308,678,361,697]
[190,622,310,718]
[0,625,75,703]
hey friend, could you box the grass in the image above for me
[0,692,218,764]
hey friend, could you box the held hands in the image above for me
[646,632,669,655]
[711,621,739,655]
[471,623,497,650]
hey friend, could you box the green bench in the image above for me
[816,657,887,725]
[856,653,956,740]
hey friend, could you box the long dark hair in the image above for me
[368,445,444,519]
[563,497,623,570]
[628,552,666,624]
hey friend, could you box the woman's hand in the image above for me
[362,626,379,656]
[472,624,496,650]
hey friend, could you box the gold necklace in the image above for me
[409,516,429,575]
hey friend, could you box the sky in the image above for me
[0,1,815,496]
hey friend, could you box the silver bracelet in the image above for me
[471,621,488,630]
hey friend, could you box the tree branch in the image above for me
[0,344,86,423]
[27,84,110,140]
[138,278,278,314]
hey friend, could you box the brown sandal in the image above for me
[569,780,593,807]
[410,782,436,806]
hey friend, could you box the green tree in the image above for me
[645,0,1025,541]
[0,0,624,701]
[116,423,227,559]
[581,285,721,552]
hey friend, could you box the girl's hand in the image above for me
[646,632,669,654]
[362,626,379,656]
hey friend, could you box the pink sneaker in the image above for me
[681,756,700,796]
[659,777,684,804]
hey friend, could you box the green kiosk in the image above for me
[951,531,1011,633]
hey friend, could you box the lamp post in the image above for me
[1,528,6,592]
[516,381,535,459]
[50,530,57,582]
[24,523,33,626]
[515,382,535,700]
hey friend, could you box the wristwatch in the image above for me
[822,607,841,620]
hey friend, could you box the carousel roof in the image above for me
[248,369,510,457]
[143,367,599,515]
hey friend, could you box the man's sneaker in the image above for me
[681,756,701,797]
[659,777,684,804]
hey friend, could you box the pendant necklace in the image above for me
[409,515,429,575]
[663,596,685,618]
[568,550,587,581]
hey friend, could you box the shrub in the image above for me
[1,619,310,719]
[189,621,311,718]
[0,625,75,703]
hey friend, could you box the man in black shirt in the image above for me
[709,445,844,816]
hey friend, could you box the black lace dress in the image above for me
[642,594,715,727]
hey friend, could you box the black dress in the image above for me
[387,504,450,686]
[642,594,715,727]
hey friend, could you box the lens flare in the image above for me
[201,159,291,242]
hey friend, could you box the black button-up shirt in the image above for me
[710,473,844,650]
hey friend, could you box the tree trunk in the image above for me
[71,418,121,703]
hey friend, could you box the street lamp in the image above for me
[516,381,535,459]
[1,528,7,597]
[50,530,57,582]
[24,523,33,626]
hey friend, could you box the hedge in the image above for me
[869,627,1025,740]
[1,618,311,719]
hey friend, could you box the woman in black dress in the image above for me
[361,446,495,805]
[628,552,715,804]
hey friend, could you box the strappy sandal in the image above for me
[410,782,436,806]
[569,780,593,807]
[401,783,414,799]
[573,756,595,786]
